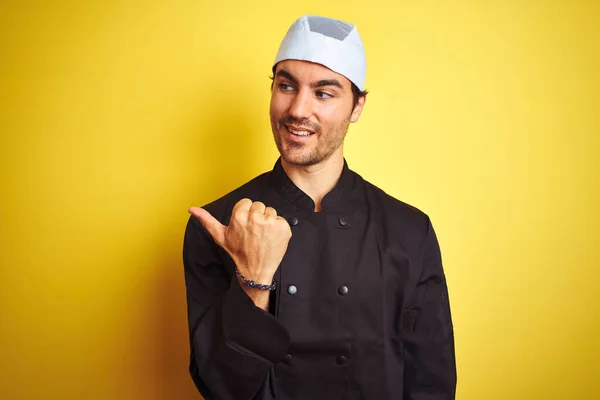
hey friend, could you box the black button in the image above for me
[283,354,292,364]
[336,355,348,365]
[338,217,348,226]
[338,285,349,296]
[289,217,299,226]
[287,285,297,295]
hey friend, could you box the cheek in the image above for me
[270,100,287,131]
[270,92,289,114]
[318,104,349,128]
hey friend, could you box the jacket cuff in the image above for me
[221,275,291,365]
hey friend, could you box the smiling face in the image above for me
[269,60,365,167]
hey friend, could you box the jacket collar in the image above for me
[268,157,357,213]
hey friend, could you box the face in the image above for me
[269,60,365,167]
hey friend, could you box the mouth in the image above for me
[284,124,316,139]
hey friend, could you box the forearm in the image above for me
[183,215,290,399]
[187,274,289,400]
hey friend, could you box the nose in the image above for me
[288,89,312,120]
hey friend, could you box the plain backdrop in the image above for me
[1,1,599,399]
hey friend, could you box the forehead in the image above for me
[275,60,352,89]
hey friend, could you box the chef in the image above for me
[183,14,456,400]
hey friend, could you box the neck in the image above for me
[281,152,344,212]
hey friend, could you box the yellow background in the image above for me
[1,1,598,399]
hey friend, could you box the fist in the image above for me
[189,198,292,285]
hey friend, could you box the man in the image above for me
[183,15,456,400]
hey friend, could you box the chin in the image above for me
[279,148,306,164]
[280,150,322,167]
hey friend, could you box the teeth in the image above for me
[289,128,312,136]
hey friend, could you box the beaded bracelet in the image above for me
[235,269,277,291]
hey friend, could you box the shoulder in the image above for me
[358,173,432,237]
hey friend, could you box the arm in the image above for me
[402,218,457,399]
[183,215,290,400]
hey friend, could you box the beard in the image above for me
[271,114,350,167]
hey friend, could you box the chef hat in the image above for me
[273,15,367,91]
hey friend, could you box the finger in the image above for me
[232,198,253,215]
[188,207,226,246]
[264,207,277,219]
[249,201,266,215]
[276,216,293,236]
[231,199,252,227]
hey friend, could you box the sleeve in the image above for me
[183,214,291,400]
[402,217,457,400]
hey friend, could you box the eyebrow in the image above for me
[276,69,344,90]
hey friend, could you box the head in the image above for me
[269,15,368,167]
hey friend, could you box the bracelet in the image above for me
[235,269,277,291]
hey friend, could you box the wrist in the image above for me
[235,268,277,291]
[236,275,270,311]
[235,264,276,285]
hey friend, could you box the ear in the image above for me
[350,94,366,123]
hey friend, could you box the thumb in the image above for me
[189,207,226,246]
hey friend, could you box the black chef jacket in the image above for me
[183,158,456,400]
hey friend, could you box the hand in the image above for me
[189,199,292,286]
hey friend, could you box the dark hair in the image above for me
[270,65,368,110]
[350,82,368,110]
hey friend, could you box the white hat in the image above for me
[273,15,367,91]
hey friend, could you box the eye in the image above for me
[279,83,295,92]
[316,91,333,99]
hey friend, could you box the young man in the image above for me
[183,15,456,400]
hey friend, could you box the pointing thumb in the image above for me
[189,207,226,246]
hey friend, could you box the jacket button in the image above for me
[338,285,349,296]
[287,285,297,295]
[336,355,348,365]
[283,354,292,364]
[289,217,299,226]
[338,217,348,226]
